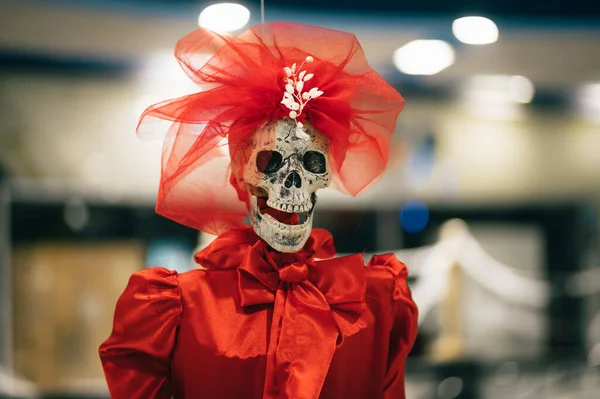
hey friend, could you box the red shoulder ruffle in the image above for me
[367,253,411,301]
[99,267,182,399]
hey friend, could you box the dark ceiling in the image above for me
[3,0,597,109]
[53,0,600,19]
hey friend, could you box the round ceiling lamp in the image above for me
[198,3,251,33]
[452,16,499,45]
[393,40,455,76]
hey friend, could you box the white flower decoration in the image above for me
[280,55,323,139]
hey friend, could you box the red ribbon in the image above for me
[195,227,367,399]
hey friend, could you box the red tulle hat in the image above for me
[138,22,405,235]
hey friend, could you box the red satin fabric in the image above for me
[100,228,418,399]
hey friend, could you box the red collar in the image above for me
[194,226,336,270]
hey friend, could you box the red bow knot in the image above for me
[236,240,366,399]
[195,227,367,399]
[278,263,309,283]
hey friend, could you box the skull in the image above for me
[243,118,331,252]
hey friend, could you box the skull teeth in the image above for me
[274,202,311,213]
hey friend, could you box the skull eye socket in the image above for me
[256,150,283,173]
[303,151,327,174]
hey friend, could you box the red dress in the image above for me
[99,227,418,399]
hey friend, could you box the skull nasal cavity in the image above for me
[284,171,302,189]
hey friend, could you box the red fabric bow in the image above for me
[195,227,367,399]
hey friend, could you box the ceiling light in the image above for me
[462,75,534,121]
[452,16,499,45]
[393,40,455,76]
[576,83,600,124]
[465,101,523,121]
[466,75,535,104]
[509,75,535,104]
[198,3,251,33]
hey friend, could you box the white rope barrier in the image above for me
[356,220,551,324]
[457,235,549,308]
[401,239,464,324]
[566,266,600,296]
[0,367,39,398]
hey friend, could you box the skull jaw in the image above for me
[249,195,313,253]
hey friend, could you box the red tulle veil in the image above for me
[137,22,405,235]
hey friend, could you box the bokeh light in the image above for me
[393,40,455,76]
[400,200,430,233]
[452,16,499,45]
[198,3,251,33]
[437,376,463,399]
[63,197,89,232]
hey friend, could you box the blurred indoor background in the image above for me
[0,0,599,398]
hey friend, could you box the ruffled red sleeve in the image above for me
[368,254,418,399]
[99,268,182,399]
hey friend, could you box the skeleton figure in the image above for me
[243,118,331,252]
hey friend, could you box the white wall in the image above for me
[323,100,600,208]
[1,73,599,207]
